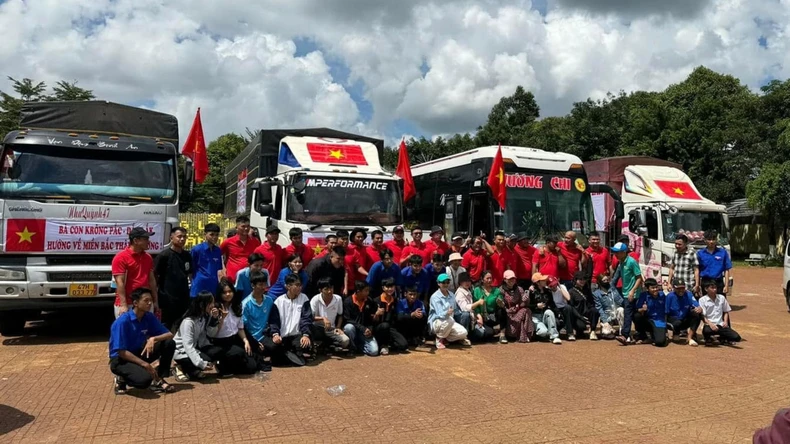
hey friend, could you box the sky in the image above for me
[0,0,785,147]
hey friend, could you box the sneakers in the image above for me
[567,335,576,341]
[552,337,562,345]
[688,339,698,347]
[462,339,472,346]
[589,331,598,341]
[114,376,127,395]
[436,339,448,350]
[380,347,390,356]
[499,334,508,344]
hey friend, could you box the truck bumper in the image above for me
[0,262,115,312]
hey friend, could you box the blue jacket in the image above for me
[593,286,624,324]
[268,268,309,298]
[635,291,667,326]
[401,267,430,296]
[665,290,699,320]
[428,289,458,326]
[367,262,402,288]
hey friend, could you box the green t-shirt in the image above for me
[472,286,502,315]
[621,256,643,298]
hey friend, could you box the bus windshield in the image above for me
[495,172,594,242]
[286,174,401,225]
[0,144,176,203]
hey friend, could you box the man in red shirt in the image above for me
[532,234,566,279]
[488,231,515,286]
[314,234,337,259]
[383,226,406,264]
[558,231,587,288]
[337,229,364,295]
[461,236,494,283]
[585,232,611,290]
[365,230,385,270]
[253,226,284,283]
[425,225,450,259]
[513,234,537,289]
[400,227,431,267]
[220,215,261,285]
[284,227,314,269]
[112,227,157,318]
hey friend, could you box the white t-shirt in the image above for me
[310,294,343,324]
[214,309,243,339]
[455,287,474,312]
[274,293,309,337]
[699,294,731,326]
[552,284,569,308]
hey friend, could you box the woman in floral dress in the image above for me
[500,270,534,343]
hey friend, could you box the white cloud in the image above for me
[0,0,787,144]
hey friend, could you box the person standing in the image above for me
[488,231,515,287]
[314,234,338,259]
[112,227,158,318]
[220,216,261,285]
[383,225,407,265]
[190,223,224,298]
[364,230,386,271]
[305,247,346,297]
[558,231,587,289]
[513,234,537,290]
[254,226,285,284]
[366,249,401,298]
[461,236,493,284]
[154,227,192,329]
[425,225,451,259]
[400,227,431,267]
[613,242,644,346]
[668,234,700,295]
[532,234,566,280]
[697,230,733,296]
[284,227,314,269]
[585,233,611,292]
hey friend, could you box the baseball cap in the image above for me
[393,225,405,233]
[610,242,628,253]
[548,276,560,288]
[451,234,463,241]
[503,270,516,280]
[129,227,152,241]
[266,226,281,235]
[430,225,444,234]
[436,273,450,283]
[672,278,687,287]
[508,233,518,241]
[448,252,463,262]
[532,272,548,282]
[517,233,530,242]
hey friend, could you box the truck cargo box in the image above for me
[224,128,385,217]
[19,101,179,145]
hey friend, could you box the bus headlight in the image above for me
[0,267,26,281]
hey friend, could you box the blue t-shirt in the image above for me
[190,242,223,297]
[366,262,402,287]
[109,310,169,358]
[242,294,274,341]
[665,290,699,320]
[400,267,430,295]
[235,267,270,298]
[697,246,732,280]
[268,269,308,298]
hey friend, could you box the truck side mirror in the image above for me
[258,203,273,217]
[628,209,648,235]
[182,160,194,198]
[254,182,272,204]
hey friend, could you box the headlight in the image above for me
[0,268,26,281]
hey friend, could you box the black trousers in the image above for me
[633,312,668,347]
[245,332,276,371]
[262,335,311,367]
[175,344,224,378]
[109,339,176,388]
[484,307,508,331]
[556,305,575,336]
[702,325,741,343]
[397,316,427,342]
[667,314,701,337]
[373,322,408,351]
[159,292,190,331]
[209,336,257,375]
[572,307,600,336]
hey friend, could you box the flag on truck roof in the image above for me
[395,138,416,202]
[181,108,208,184]
[654,180,702,200]
[487,144,507,209]
[306,142,368,165]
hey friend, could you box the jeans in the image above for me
[109,339,176,388]
[620,298,634,338]
[343,324,379,356]
[311,321,351,349]
[532,310,559,340]
[454,311,473,332]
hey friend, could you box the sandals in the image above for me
[114,376,127,395]
[149,379,175,393]
[172,366,190,382]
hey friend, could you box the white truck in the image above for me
[586,156,730,284]
[0,101,187,335]
[224,129,403,250]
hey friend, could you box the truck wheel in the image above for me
[0,312,26,336]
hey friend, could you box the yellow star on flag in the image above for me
[17,226,36,243]
[673,187,685,195]
[498,168,504,184]
[329,149,344,159]
[312,244,323,255]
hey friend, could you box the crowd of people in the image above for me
[107,216,740,394]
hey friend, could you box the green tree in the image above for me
[0,77,94,137]
[182,133,248,213]
[746,162,790,255]
[49,80,95,101]
[476,86,540,146]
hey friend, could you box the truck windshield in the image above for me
[496,172,594,242]
[286,174,401,225]
[662,210,729,245]
[0,145,176,203]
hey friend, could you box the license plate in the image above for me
[69,284,98,297]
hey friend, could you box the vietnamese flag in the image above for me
[487,144,507,209]
[307,143,368,165]
[181,108,208,184]
[654,180,702,200]
[305,235,326,257]
[5,219,46,252]
[395,138,416,202]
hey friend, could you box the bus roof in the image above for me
[411,145,583,176]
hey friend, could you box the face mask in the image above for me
[599,281,611,290]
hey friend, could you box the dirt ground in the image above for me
[0,266,788,444]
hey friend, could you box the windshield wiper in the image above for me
[86,193,157,203]
[309,224,323,231]
[1,193,73,201]
[366,215,386,232]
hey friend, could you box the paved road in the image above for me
[0,266,788,443]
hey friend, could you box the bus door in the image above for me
[469,192,491,238]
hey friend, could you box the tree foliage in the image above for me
[181,133,248,213]
[0,77,95,137]
[746,162,790,250]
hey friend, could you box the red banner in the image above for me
[307,143,368,165]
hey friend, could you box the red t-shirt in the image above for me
[383,239,406,264]
[365,245,384,270]
[425,240,451,259]
[220,235,261,284]
[462,249,487,282]
[344,247,364,293]
[513,244,537,280]
[401,241,431,267]
[532,247,561,279]
[254,242,284,284]
[285,243,315,269]
[488,248,515,287]
[112,247,153,306]
[558,242,584,281]
[586,246,611,283]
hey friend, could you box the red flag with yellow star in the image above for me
[306,143,368,165]
[487,144,507,209]
[654,180,702,200]
[181,108,208,184]
[5,219,45,252]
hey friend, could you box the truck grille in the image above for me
[48,272,113,282]
[46,255,114,266]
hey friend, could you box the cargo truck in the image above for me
[0,101,189,335]
[224,129,402,251]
